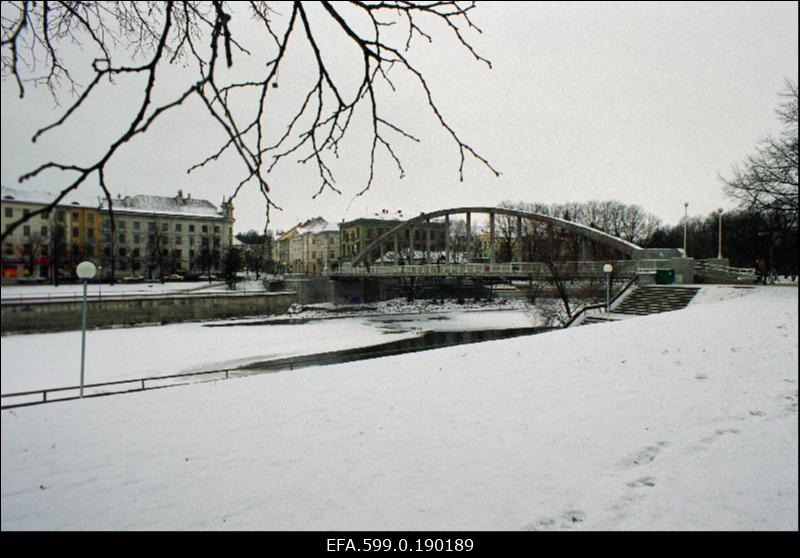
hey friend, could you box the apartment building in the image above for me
[1,186,101,280]
[98,190,234,280]
[273,217,339,274]
[1,186,234,282]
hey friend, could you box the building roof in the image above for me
[99,191,225,219]
[1,186,229,221]
[1,185,100,208]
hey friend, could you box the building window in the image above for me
[41,226,48,236]
[119,233,126,243]
[23,225,30,236]
[4,243,13,255]
[87,214,94,225]
[162,223,168,232]
[133,248,140,258]
[148,222,155,232]
[134,234,141,244]
[119,248,127,257]
[23,208,30,217]
[87,228,94,239]
[86,246,94,257]
[119,220,126,229]
[41,245,49,256]
[175,236,182,245]
[175,223,182,232]
[57,211,65,222]
[133,221,141,230]
[202,225,208,233]
[4,207,11,218]
[189,224,195,233]
[72,227,79,238]
[72,212,79,222]
[214,226,220,234]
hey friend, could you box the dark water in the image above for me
[233,326,551,376]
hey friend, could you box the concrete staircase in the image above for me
[612,285,701,316]
[578,285,701,326]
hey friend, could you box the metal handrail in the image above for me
[694,261,756,275]
[1,368,235,409]
[563,274,639,328]
[332,260,641,277]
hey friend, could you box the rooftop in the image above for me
[1,185,100,209]
[99,190,227,219]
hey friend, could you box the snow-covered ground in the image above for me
[1,286,796,530]
[0,308,538,393]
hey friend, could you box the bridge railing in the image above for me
[332,260,642,277]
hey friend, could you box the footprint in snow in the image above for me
[626,477,657,488]
[626,441,669,467]
[523,510,587,531]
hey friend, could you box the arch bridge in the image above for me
[330,206,669,281]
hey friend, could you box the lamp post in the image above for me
[717,208,724,260]
[683,202,689,257]
[76,261,96,398]
[603,263,613,312]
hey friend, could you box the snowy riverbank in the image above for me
[1,286,797,530]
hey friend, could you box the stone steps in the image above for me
[579,286,700,326]
[614,286,700,316]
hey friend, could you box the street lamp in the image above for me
[76,261,96,398]
[603,263,613,312]
[683,202,689,257]
[717,208,724,260]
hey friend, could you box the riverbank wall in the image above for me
[1,291,297,335]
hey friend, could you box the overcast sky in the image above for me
[1,1,797,233]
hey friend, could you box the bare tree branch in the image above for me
[1,1,498,244]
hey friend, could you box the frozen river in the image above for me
[1,308,541,394]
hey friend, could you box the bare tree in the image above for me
[1,1,498,244]
[724,80,799,227]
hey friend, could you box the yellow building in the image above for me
[1,186,101,281]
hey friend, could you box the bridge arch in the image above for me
[349,206,644,266]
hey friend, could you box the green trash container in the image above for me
[655,269,675,284]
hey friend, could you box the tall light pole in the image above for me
[683,202,689,257]
[717,208,724,260]
[603,263,613,312]
[76,261,96,398]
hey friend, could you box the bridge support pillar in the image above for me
[516,216,523,262]
[426,228,431,263]
[489,212,495,264]
[466,211,472,262]
[445,215,450,263]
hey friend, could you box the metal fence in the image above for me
[1,368,236,409]
[332,260,642,278]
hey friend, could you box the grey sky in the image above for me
[1,1,797,234]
